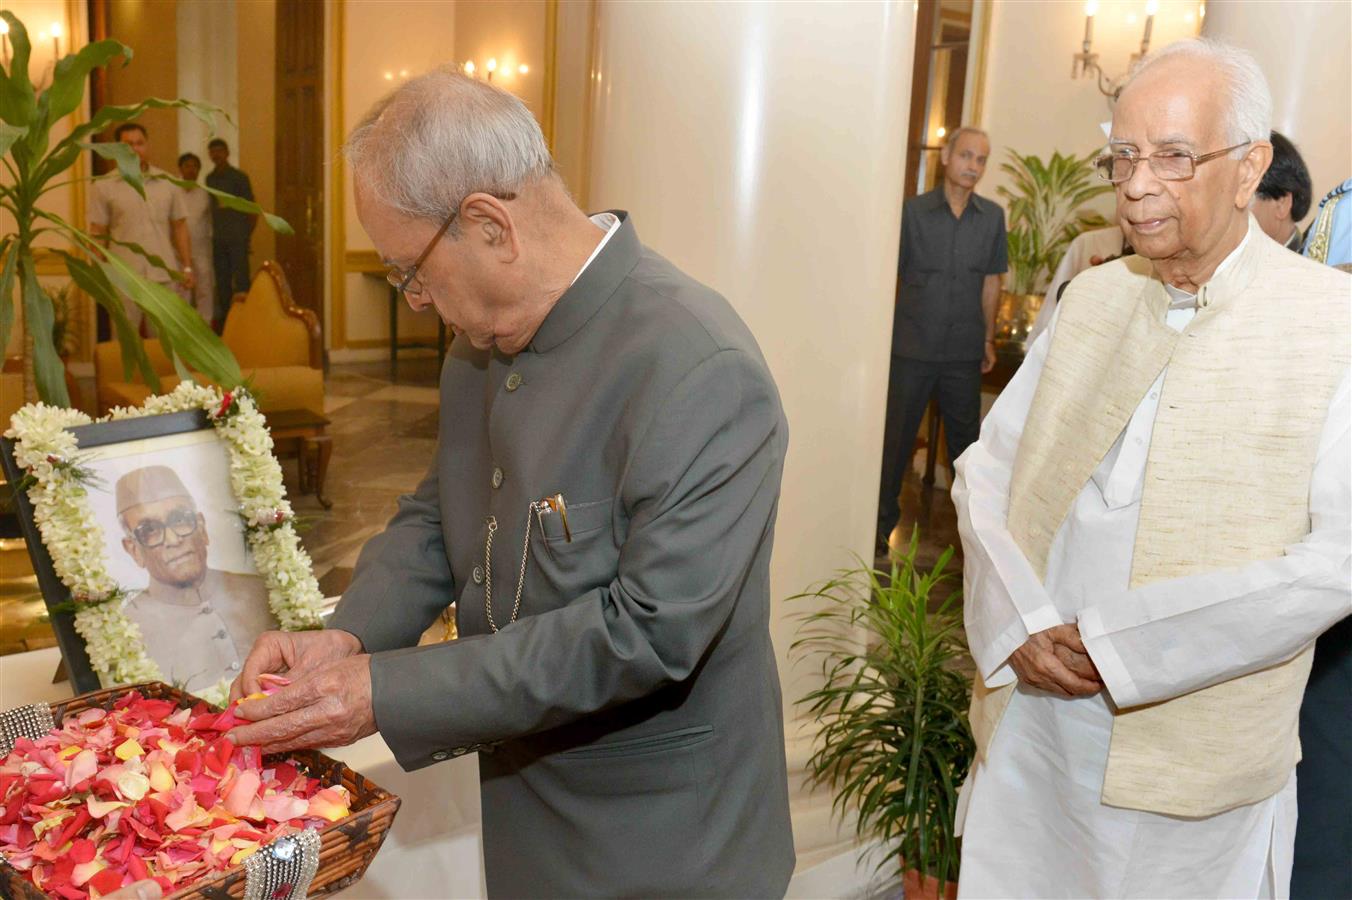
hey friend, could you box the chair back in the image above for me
[222,262,321,369]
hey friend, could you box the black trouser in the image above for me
[1291,617,1352,899]
[876,356,982,535]
[213,239,251,323]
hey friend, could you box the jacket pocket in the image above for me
[558,725,714,760]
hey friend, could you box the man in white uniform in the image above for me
[87,123,196,332]
[176,152,216,323]
[953,39,1350,899]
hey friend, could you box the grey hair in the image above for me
[343,66,554,224]
[943,126,989,150]
[1122,38,1272,155]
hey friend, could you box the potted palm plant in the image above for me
[790,532,973,899]
[996,148,1112,348]
[0,11,289,407]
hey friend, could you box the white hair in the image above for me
[1121,38,1272,155]
[943,126,989,151]
[343,66,555,225]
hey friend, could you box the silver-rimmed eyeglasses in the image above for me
[1095,141,1252,184]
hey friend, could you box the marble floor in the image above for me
[1,354,965,656]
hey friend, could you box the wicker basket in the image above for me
[0,682,401,899]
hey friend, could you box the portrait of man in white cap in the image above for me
[116,464,276,692]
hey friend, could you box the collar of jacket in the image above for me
[1141,213,1267,317]
[528,210,641,354]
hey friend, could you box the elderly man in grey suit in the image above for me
[228,68,795,897]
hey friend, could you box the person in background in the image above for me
[87,123,196,332]
[1027,225,1132,345]
[205,138,256,330]
[1252,131,1312,251]
[1291,171,1352,900]
[877,126,1007,550]
[954,38,1348,898]
[176,152,216,323]
[1302,177,1352,268]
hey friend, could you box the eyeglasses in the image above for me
[385,191,518,297]
[131,506,199,548]
[1095,141,1252,184]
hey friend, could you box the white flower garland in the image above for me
[5,382,326,705]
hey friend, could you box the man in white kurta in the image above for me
[952,40,1351,899]
[177,152,216,323]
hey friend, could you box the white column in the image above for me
[1203,0,1352,222]
[176,0,240,161]
[586,0,914,876]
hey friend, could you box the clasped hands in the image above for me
[225,629,378,754]
[1009,623,1103,697]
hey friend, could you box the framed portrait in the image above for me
[2,385,325,702]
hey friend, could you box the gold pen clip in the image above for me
[543,493,571,543]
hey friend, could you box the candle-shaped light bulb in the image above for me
[518,64,529,75]
[49,22,61,38]
[936,126,947,139]
[486,58,497,72]
[1146,0,1158,13]
[383,71,393,81]
[464,60,476,75]
[0,19,10,35]
[1083,1,1096,49]
[1142,0,1157,54]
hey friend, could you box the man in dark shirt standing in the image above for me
[205,138,257,328]
[877,126,1006,547]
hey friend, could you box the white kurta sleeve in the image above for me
[1080,371,1352,708]
[953,318,1065,687]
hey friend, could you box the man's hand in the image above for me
[1008,623,1103,697]
[228,629,363,702]
[981,340,997,374]
[181,268,197,292]
[227,653,377,755]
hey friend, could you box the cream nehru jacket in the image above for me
[970,216,1352,817]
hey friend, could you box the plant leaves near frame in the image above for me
[56,250,160,388]
[0,12,37,127]
[80,141,146,198]
[46,39,132,123]
[157,173,294,235]
[18,251,69,407]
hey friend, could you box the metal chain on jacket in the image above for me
[483,502,549,633]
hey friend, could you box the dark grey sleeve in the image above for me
[327,455,453,651]
[368,349,786,770]
[989,213,1009,275]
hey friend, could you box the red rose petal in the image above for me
[68,838,96,864]
[89,866,127,895]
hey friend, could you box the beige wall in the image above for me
[453,0,547,117]
[978,0,1200,221]
[237,0,277,265]
[104,0,180,170]
[550,0,592,203]
[1204,0,1352,220]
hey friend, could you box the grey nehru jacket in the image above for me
[893,186,1008,361]
[328,212,796,898]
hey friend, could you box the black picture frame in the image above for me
[1,409,212,693]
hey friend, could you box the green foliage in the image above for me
[789,531,973,891]
[998,148,1114,294]
[0,11,289,407]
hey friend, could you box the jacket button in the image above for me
[491,467,504,489]
[505,372,523,392]
[472,566,484,585]
[431,751,449,761]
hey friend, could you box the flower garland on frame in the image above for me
[5,382,326,706]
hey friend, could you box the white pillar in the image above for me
[586,0,915,875]
[1203,0,1352,222]
[176,0,239,162]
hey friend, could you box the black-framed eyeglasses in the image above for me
[1095,141,1252,184]
[131,506,199,548]
[385,191,518,297]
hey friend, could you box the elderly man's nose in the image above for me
[162,525,185,547]
[1121,159,1162,200]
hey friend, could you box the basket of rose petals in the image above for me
[0,681,400,899]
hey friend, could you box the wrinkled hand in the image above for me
[229,629,363,703]
[227,653,377,755]
[1009,623,1102,697]
[981,341,997,374]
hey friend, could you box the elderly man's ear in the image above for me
[1236,140,1274,208]
[461,193,519,260]
[198,513,209,548]
[122,536,145,568]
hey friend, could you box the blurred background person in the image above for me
[177,152,216,323]
[1253,131,1313,251]
[205,138,257,329]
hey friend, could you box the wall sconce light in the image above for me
[1071,0,1171,98]
[0,18,10,68]
[30,21,63,90]
[460,57,531,83]
[935,126,947,140]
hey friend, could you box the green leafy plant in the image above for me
[0,11,290,407]
[998,148,1113,294]
[789,532,973,892]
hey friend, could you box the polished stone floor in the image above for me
[1,354,964,656]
